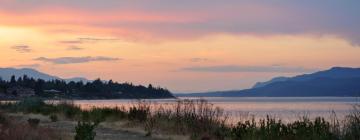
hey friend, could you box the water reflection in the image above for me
[72,97,359,123]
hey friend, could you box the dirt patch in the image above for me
[5,113,186,140]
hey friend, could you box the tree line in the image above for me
[0,75,174,99]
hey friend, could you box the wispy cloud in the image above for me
[67,46,84,50]
[1,1,359,45]
[59,37,119,51]
[11,45,32,53]
[78,37,120,42]
[189,58,210,62]
[15,64,40,68]
[180,65,317,73]
[59,37,120,45]
[59,40,83,44]
[34,56,120,64]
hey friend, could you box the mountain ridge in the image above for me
[0,67,90,82]
[178,67,360,97]
[252,76,289,88]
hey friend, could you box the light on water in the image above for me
[73,97,359,124]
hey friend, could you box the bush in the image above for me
[128,104,150,122]
[230,116,340,140]
[56,101,82,119]
[74,120,99,140]
[27,118,40,128]
[343,105,360,140]
[50,114,58,122]
[16,98,46,113]
[0,112,8,127]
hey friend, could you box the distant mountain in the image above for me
[179,67,360,97]
[252,77,289,88]
[291,67,360,81]
[0,68,89,82]
[64,77,90,83]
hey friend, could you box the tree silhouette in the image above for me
[0,75,173,99]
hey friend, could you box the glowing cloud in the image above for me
[34,56,121,64]
[11,45,32,53]
[0,1,359,92]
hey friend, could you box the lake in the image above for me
[72,97,359,123]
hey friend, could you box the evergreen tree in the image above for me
[10,75,16,85]
[0,75,173,99]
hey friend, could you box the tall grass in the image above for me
[0,112,60,140]
[342,104,360,140]
[0,98,359,140]
[231,115,339,140]
[126,100,360,140]
[127,99,229,139]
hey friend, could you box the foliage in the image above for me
[50,114,58,122]
[128,105,150,122]
[230,116,338,140]
[0,112,7,125]
[145,116,156,136]
[0,114,59,140]
[87,107,127,122]
[125,100,360,140]
[342,105,360,140]
[16,98,46,113]
[0,98,359,140]
[56,101,82,119]
[27,118,40,128]
[0,75,174,99]
[74,120,99,140]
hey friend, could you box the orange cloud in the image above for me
[0,8,203,25]
[0,8,208,42]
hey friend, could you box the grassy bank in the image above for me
[0,98,359,140]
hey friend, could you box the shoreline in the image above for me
[1,98,359,140]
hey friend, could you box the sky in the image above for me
[0,0,360,93]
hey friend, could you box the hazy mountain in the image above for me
[252,77,289,88]
[64,77,90,83]
[179,67,360,97]
[0,68,89,82]
[291,67,360,81]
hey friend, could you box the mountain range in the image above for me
[178,67,360,97]
[0,68,90,83]
[2,67,360,97]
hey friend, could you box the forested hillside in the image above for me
[0,75,174,99]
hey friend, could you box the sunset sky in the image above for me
[1,0,359,93]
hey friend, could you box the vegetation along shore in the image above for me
[0,98,359,140]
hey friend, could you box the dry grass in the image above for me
[1,98,359,140]
[0,112,61,140]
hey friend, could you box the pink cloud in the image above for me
[0,1,358,45]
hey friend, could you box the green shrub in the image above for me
[17,98,46,113]
[50,114,58,122]
[128,106,149,122]
[56,102,82,119]
[0,112,8,125]
[74,120,99,140]
[28,118,40,128]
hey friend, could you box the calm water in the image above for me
[72,97,359,123]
